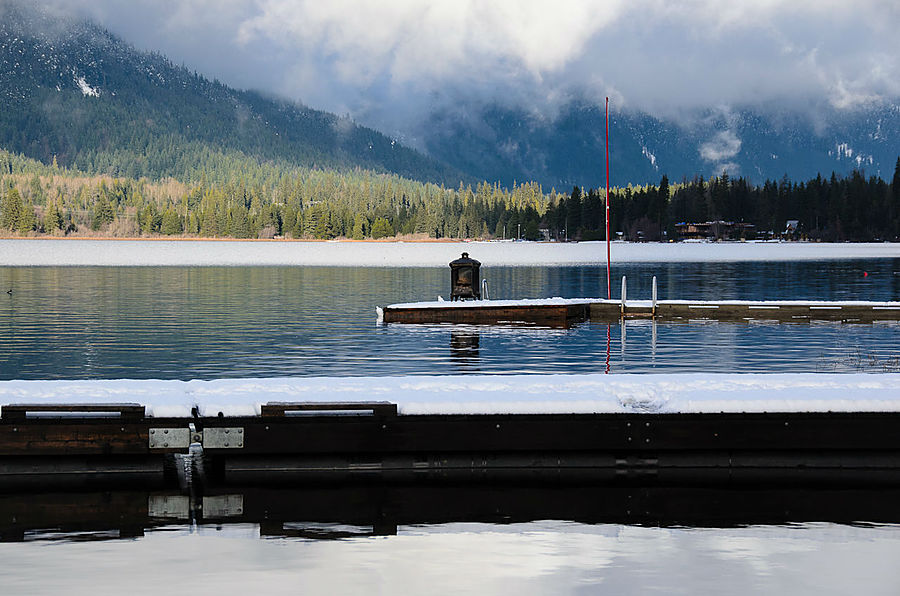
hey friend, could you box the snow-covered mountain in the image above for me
[0,2,464,184]
[1,1,897,190]
[421,100,900,189]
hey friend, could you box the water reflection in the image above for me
[2,519,898,595]
[6,485,900,543]
[449,330,480,372]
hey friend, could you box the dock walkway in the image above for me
[3,374,900,490]
[381,298,900,326]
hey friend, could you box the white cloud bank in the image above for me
[28,1,900,128]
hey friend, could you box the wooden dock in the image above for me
[381,299,900,326]
[591,299,900,323]
[381,301,591,327]
[4,402,900,490]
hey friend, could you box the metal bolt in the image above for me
[150,429,155,434]
[224,429,229,434]
[237,429,242,434]
[163,442,168,447]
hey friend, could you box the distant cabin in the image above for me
[784,220,801,240]
[675,221,756,241]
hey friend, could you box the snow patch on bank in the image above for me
[74,75,100,97]
[1,239,898,267]
[1,373,898,417]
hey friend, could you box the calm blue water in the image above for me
[2,259,900,592]
[1,260,899,379]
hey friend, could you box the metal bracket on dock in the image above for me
[203,428,244,449]
[149,428,191,449]
[148,427,244,449]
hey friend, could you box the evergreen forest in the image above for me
[2,149,898,242]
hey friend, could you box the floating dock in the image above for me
[381,298,900,326]
[4,394,900,491]
[381,299,593,327]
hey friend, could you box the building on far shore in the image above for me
[674,221,757,241]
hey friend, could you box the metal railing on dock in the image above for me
[588,275,900,323]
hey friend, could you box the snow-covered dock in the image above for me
[2,373,899,417]
[3,374,900,489]
[381,297,900,325]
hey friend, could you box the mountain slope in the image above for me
[0,2,465,184]
[422,100,900,189]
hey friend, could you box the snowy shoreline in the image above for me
[1,373,899,417]
[1,238,898,267]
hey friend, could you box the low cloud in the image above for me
[700,131,742,163]
[26,0,900,133]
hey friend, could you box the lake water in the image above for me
[1,259,899,379]
[1,258,900,593]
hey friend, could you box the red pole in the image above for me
[605,96,611,300]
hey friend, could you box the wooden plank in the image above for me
[261,402,398,417]
[1,403,145,422]
[205,412,900,456]
[383,304,587,327]
[0,423,150,455]
[590,302,900,323]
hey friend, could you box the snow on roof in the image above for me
[1,373,898,418]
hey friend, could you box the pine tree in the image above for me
[370,217,393,239]
[161,207,183,235]
[351,213,367,239]
[43,200,63,233]
[1,187,23,230]
[92,191,115,230]
[17,204,35,234]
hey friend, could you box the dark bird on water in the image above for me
[6,289,11,295]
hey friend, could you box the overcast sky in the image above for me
[39,0,900,134]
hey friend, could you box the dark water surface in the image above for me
[2,260,899,379]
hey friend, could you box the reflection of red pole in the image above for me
[605,97,611,300]
[605,323,611,374]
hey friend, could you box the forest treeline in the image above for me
[1,149,899,242]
